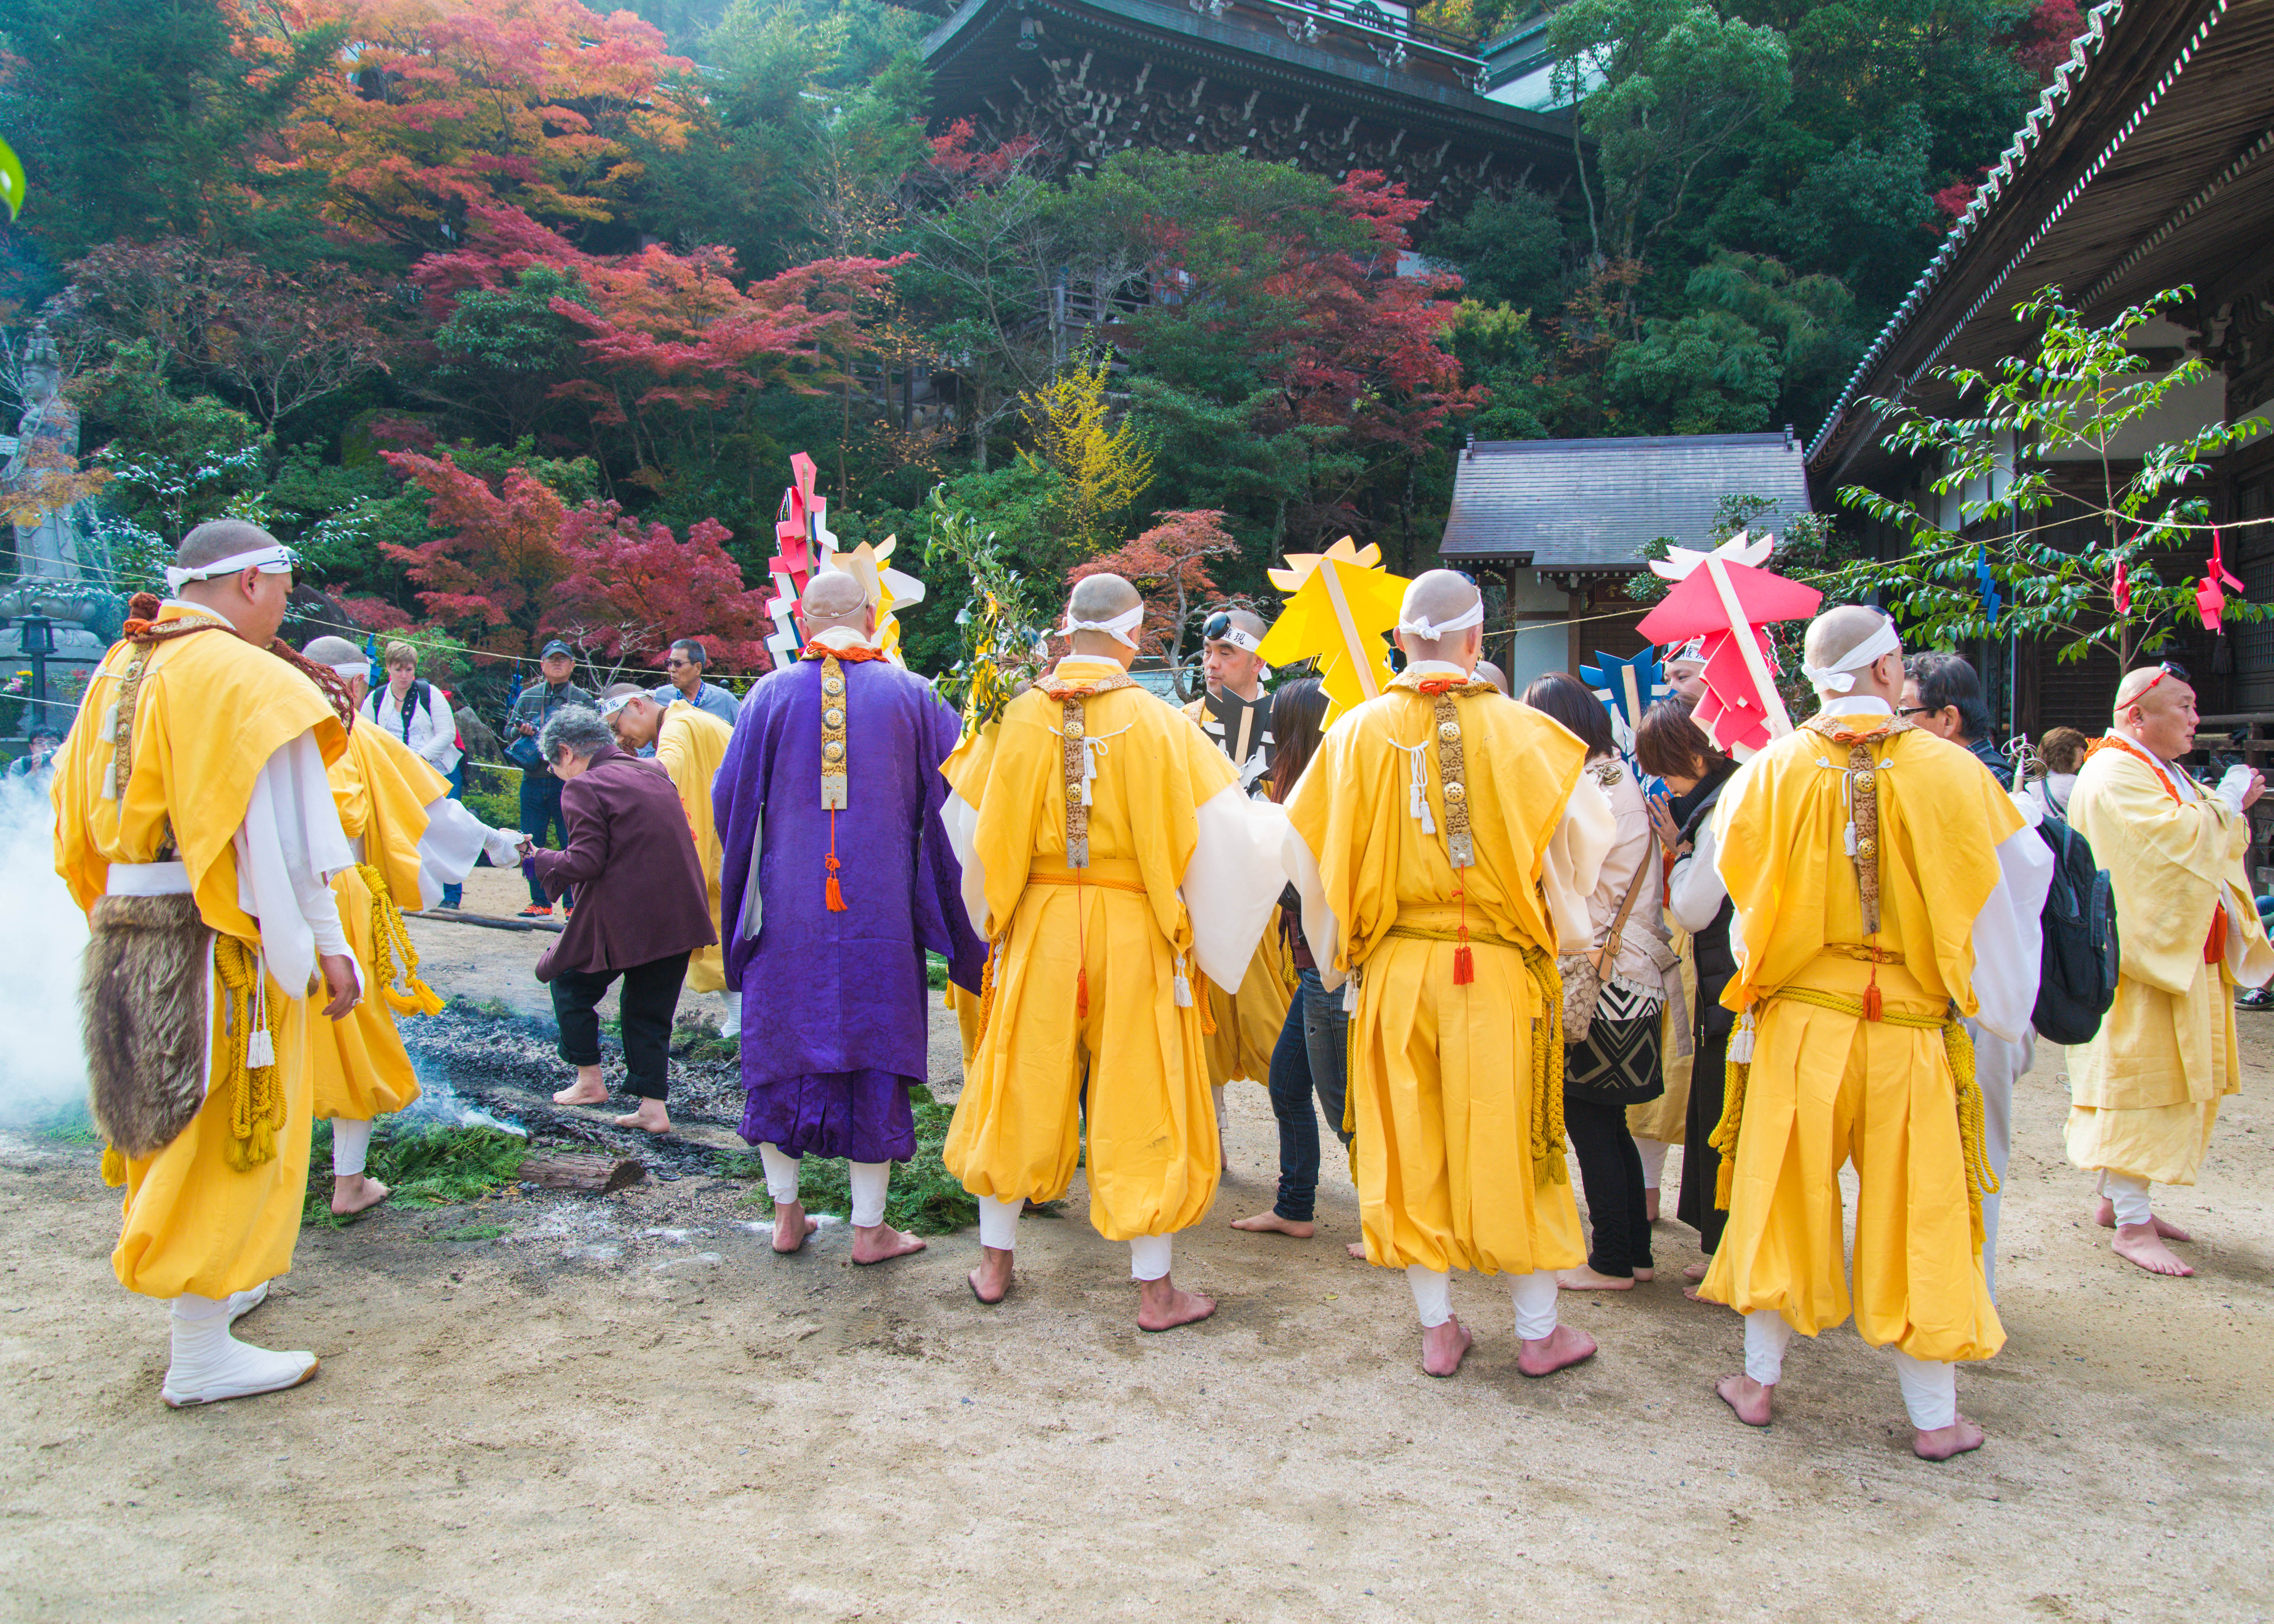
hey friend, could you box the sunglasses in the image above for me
[1202,612,1264,655]
[2141,660,2191,691]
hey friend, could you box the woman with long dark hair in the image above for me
[1634,699,1740,1284]
[1523,671,1673,1289]
[1229,676,1356,1244]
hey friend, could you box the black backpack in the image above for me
[2032,810,2119,1045]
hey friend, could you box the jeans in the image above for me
[1265,966,1352,1223]
[550,952,691,1100]
[519,771,569,907]
[440,759,467,909]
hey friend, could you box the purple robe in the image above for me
[714,653,983,1161]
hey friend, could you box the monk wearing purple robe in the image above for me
[715,572,985,1264]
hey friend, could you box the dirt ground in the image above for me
[4,889,2273,1622]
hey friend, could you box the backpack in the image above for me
[2032,810,2120,1045]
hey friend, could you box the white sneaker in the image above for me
[161,1294,318,1408]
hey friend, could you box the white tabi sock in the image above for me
[1407,1265,1452,1329]
[977,1194,1022,1251]
[330,1118,373,1179]
[1510,1270,1560,1341]
[757,1143,800,1207]
[849,1161,891,1229]
[1129,1233,1173,1282]
[1745,1310,1794,1386]
[161,1292,318,1408]
[718,990,743,1038]
[1894,1349,1958,1432]
[1635,1137,1670,1191]
[2101,1170,2153,1229]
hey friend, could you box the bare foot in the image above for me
[1645,1188,1661,1222]
[1683,1259,1709,1281]
[2112,1222,2195,1277]
[1716,1372,1773,1427]
[851,1223,927,1265]
[1136,1275,1216,1331]
[1518,1324,1596,1377]
[330,1174,390,1217]
[1346,1241,1368,1259]
[1633,1266,1656,1283]
[968,1245,1014,1305]
[1230,1212,1316,1238]
[1556,1265,1635,1291]
[1420,1316,1472,1377]
[614,1100,671,1134]
[2095,1198,2191,1241]
[553,1066,608,1107]
[1913,1416,1986,1460]
[772,1201,819,1254]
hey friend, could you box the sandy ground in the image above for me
[4,905,2273,1621]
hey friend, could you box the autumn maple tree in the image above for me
[379,448,572,655]
[549,502,776,678]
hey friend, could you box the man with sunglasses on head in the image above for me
[2064,661,2272,1278]
[1184,607,1294,1163]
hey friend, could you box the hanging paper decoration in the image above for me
[1634,531,1821,761]
[2111,554,2131,616]
[763,454,831,667]
[1254,536,1407,722]
[2195,526,2244,634]
[818,535,928,664]
[1579,647,1668,758]
[1976,546,2003,629]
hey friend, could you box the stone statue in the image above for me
[6,326,89,584]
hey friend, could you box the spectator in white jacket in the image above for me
[365,641,462,776]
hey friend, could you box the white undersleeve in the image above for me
[1510,1271,1559,1341]
[848,1161,890,1229]
[1894,1350,1957,1431]
[977,1193,1022,1251]
[330,1117,373,1178]
[1407,1265,1451,1328]
[758,1143,800,1205]
[2100,1169,2153,1227]
[1635,1137,1671,1190]
[1745,1310,1793,1384]
[1129,1233,1172,1281]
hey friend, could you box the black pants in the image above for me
[1565,1093,1654,1277]
[551,952,690,1100]
[519,772,569,906]
[1675,1020,1733,1254]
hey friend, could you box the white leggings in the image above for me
[2098,1169,2154,1229]
[1406,1266,1560,1341]
[1743,1310,1957,1430]
[976,1194,1173,1281]
[1634,1137,1671,1192]
[760,1143,891,1229]
[331,1118,373,1178]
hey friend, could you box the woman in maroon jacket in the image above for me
[531,705,717,1134]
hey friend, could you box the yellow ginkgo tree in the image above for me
[1019,351,1154,556]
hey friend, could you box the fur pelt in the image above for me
[81,893,214,1159]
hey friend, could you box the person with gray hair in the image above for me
[529,704,717,1133]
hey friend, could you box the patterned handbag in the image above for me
[1558,852,1652,1048]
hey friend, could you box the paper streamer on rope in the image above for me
[2196,527,2244,633]
[1977,546,2003,629]
[1254,537,1406,722]
[1635,531,1820,760]
[763,453,828,668]
[2111,553,2132,615]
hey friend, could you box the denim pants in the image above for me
[440,760,467,909]
[519,772,569,906]
[1266,966,1353,1222]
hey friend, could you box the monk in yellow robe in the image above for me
[53,520,363,1407]
[1702,606,2051,1460]
[1179,608,1293,1159]
[2066,664,2272,1277]
[940,575,1284,1329]
[302,638,525,1216]
[601,681,737,1024]
[1285,570,1613,1379]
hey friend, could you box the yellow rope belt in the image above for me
[214,936,287,1173]
[1711,986,1995,1243]
[1381,923,1568,1188]
[968,872,1215,1048]
[358,863,446,1018]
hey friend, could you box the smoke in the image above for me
[0,776,89,1126]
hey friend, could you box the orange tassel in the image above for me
[826,871,846,911]
[1076,966,1090,1021]
[1863,968,1882,1023]
[1454,945,1475,985]
[824,809,848,912]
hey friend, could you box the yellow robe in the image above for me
[1286,681,1589,1276]
[312,724,447,1123]
[1629,919,1694,1144]
[1700,724,2017,1364]
[2065,741,2270,1185]
[942,658,1237,1240]
[52,608,346,1299]
[657,702,735,994]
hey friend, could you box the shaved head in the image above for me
[1065,573,1143,667]
[802,568,875,641]
[1395,569,1484,672]
[1802,604,1903,706]
[1210,608,1266,643]
[302,635,363,666]
[178,518,282,571]
[1472,658,1510,696]
[601,681,665,749]
[174,518,294,645]
[2113,664,2198,763]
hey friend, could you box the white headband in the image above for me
[1666,638,1705,666]
[598,690,643,719]
[327,662,366,685]
[1059,603,1145,649]
[1800,618,1900,694]
[164,543,293,594]
[1396,599,1484,640]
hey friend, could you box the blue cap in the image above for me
[540,640,573,659]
